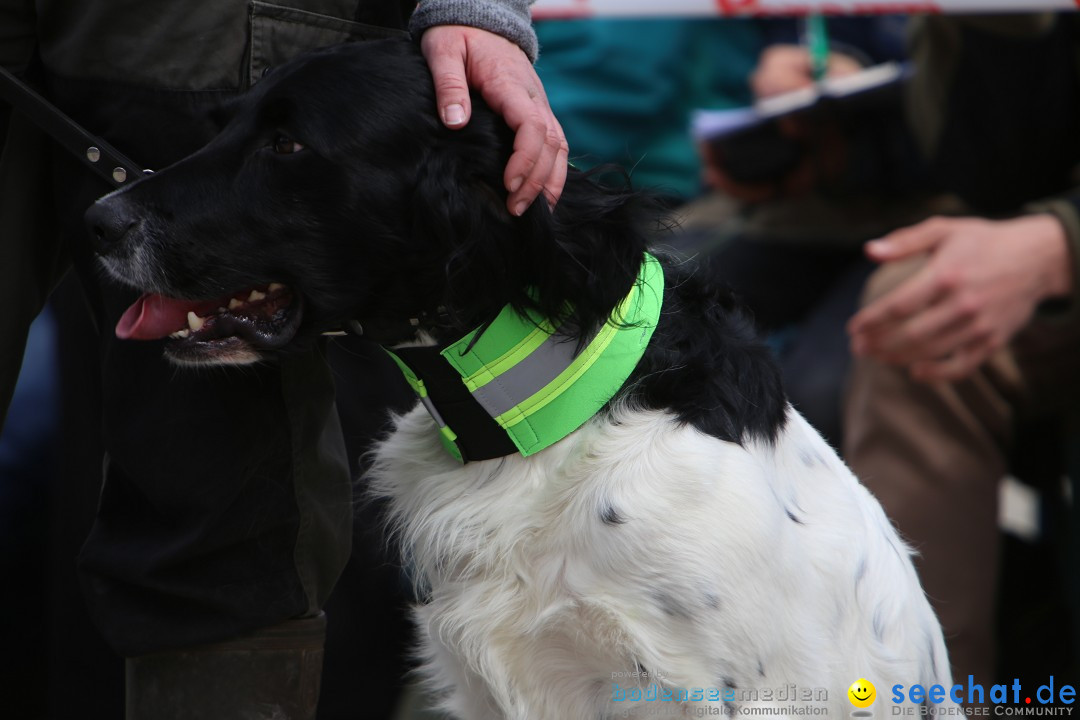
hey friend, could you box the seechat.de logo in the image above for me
[891,676,1075,716]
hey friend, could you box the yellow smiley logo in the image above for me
[848,679,876,708]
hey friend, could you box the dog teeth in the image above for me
[268,283,284,292]
[170,329,191,339]
[187,312,206,332]
[248,290,266,302]
[228,298,244,310]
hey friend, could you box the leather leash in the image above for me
[0,65,151,188]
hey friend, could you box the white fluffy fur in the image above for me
[370,402,952,719]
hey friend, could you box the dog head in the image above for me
[88,38,654,366]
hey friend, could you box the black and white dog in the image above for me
[88,38,952,720]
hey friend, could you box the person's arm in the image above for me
[410,2,568,217]
[1025,193,1080,321]
[410,0,537,61]
[845,12,1080,383]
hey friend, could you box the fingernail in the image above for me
[509,176,524,194]
[443,104,466,126]
[513,200,529,217]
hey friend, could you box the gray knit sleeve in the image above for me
[409,0,538,63]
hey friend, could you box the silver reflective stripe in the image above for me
[419,395,447,429]
[469,323,586,419]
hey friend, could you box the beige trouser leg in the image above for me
[843,256,1080,684]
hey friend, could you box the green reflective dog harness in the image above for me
[385,253,665,462]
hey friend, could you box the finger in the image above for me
[909,338,996,383]
[421,31,472,129]
[872,314,989,366]
[505,109,568,214]
[543,141,569,207]
[491,70,567,213]
[848,264,946,341]
[751,46,812,97]
[826,54,862,77]
[861,293,979,363]
[864,218,951,263]
[752,66,811,98]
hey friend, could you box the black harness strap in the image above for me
[392,345,520,463]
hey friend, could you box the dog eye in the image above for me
[271,134,304,154]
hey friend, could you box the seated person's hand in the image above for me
[420,25,568,217]
[700,44,862,202]
[750,44,861,98]
[847,215,1074,382]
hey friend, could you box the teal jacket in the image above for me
[535,18,762,202]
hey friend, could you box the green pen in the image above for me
[805,13,829,82]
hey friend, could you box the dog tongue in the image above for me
[116,293,203,340]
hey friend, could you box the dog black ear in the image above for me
[410,139,526,327]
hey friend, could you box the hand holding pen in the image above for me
[750,16,862,99]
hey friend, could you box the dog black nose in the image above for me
[85,198,138,254]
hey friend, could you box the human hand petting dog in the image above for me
[848,215,1074,382]
[421,25,568,217]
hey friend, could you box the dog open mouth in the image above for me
[115,282,303,364]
